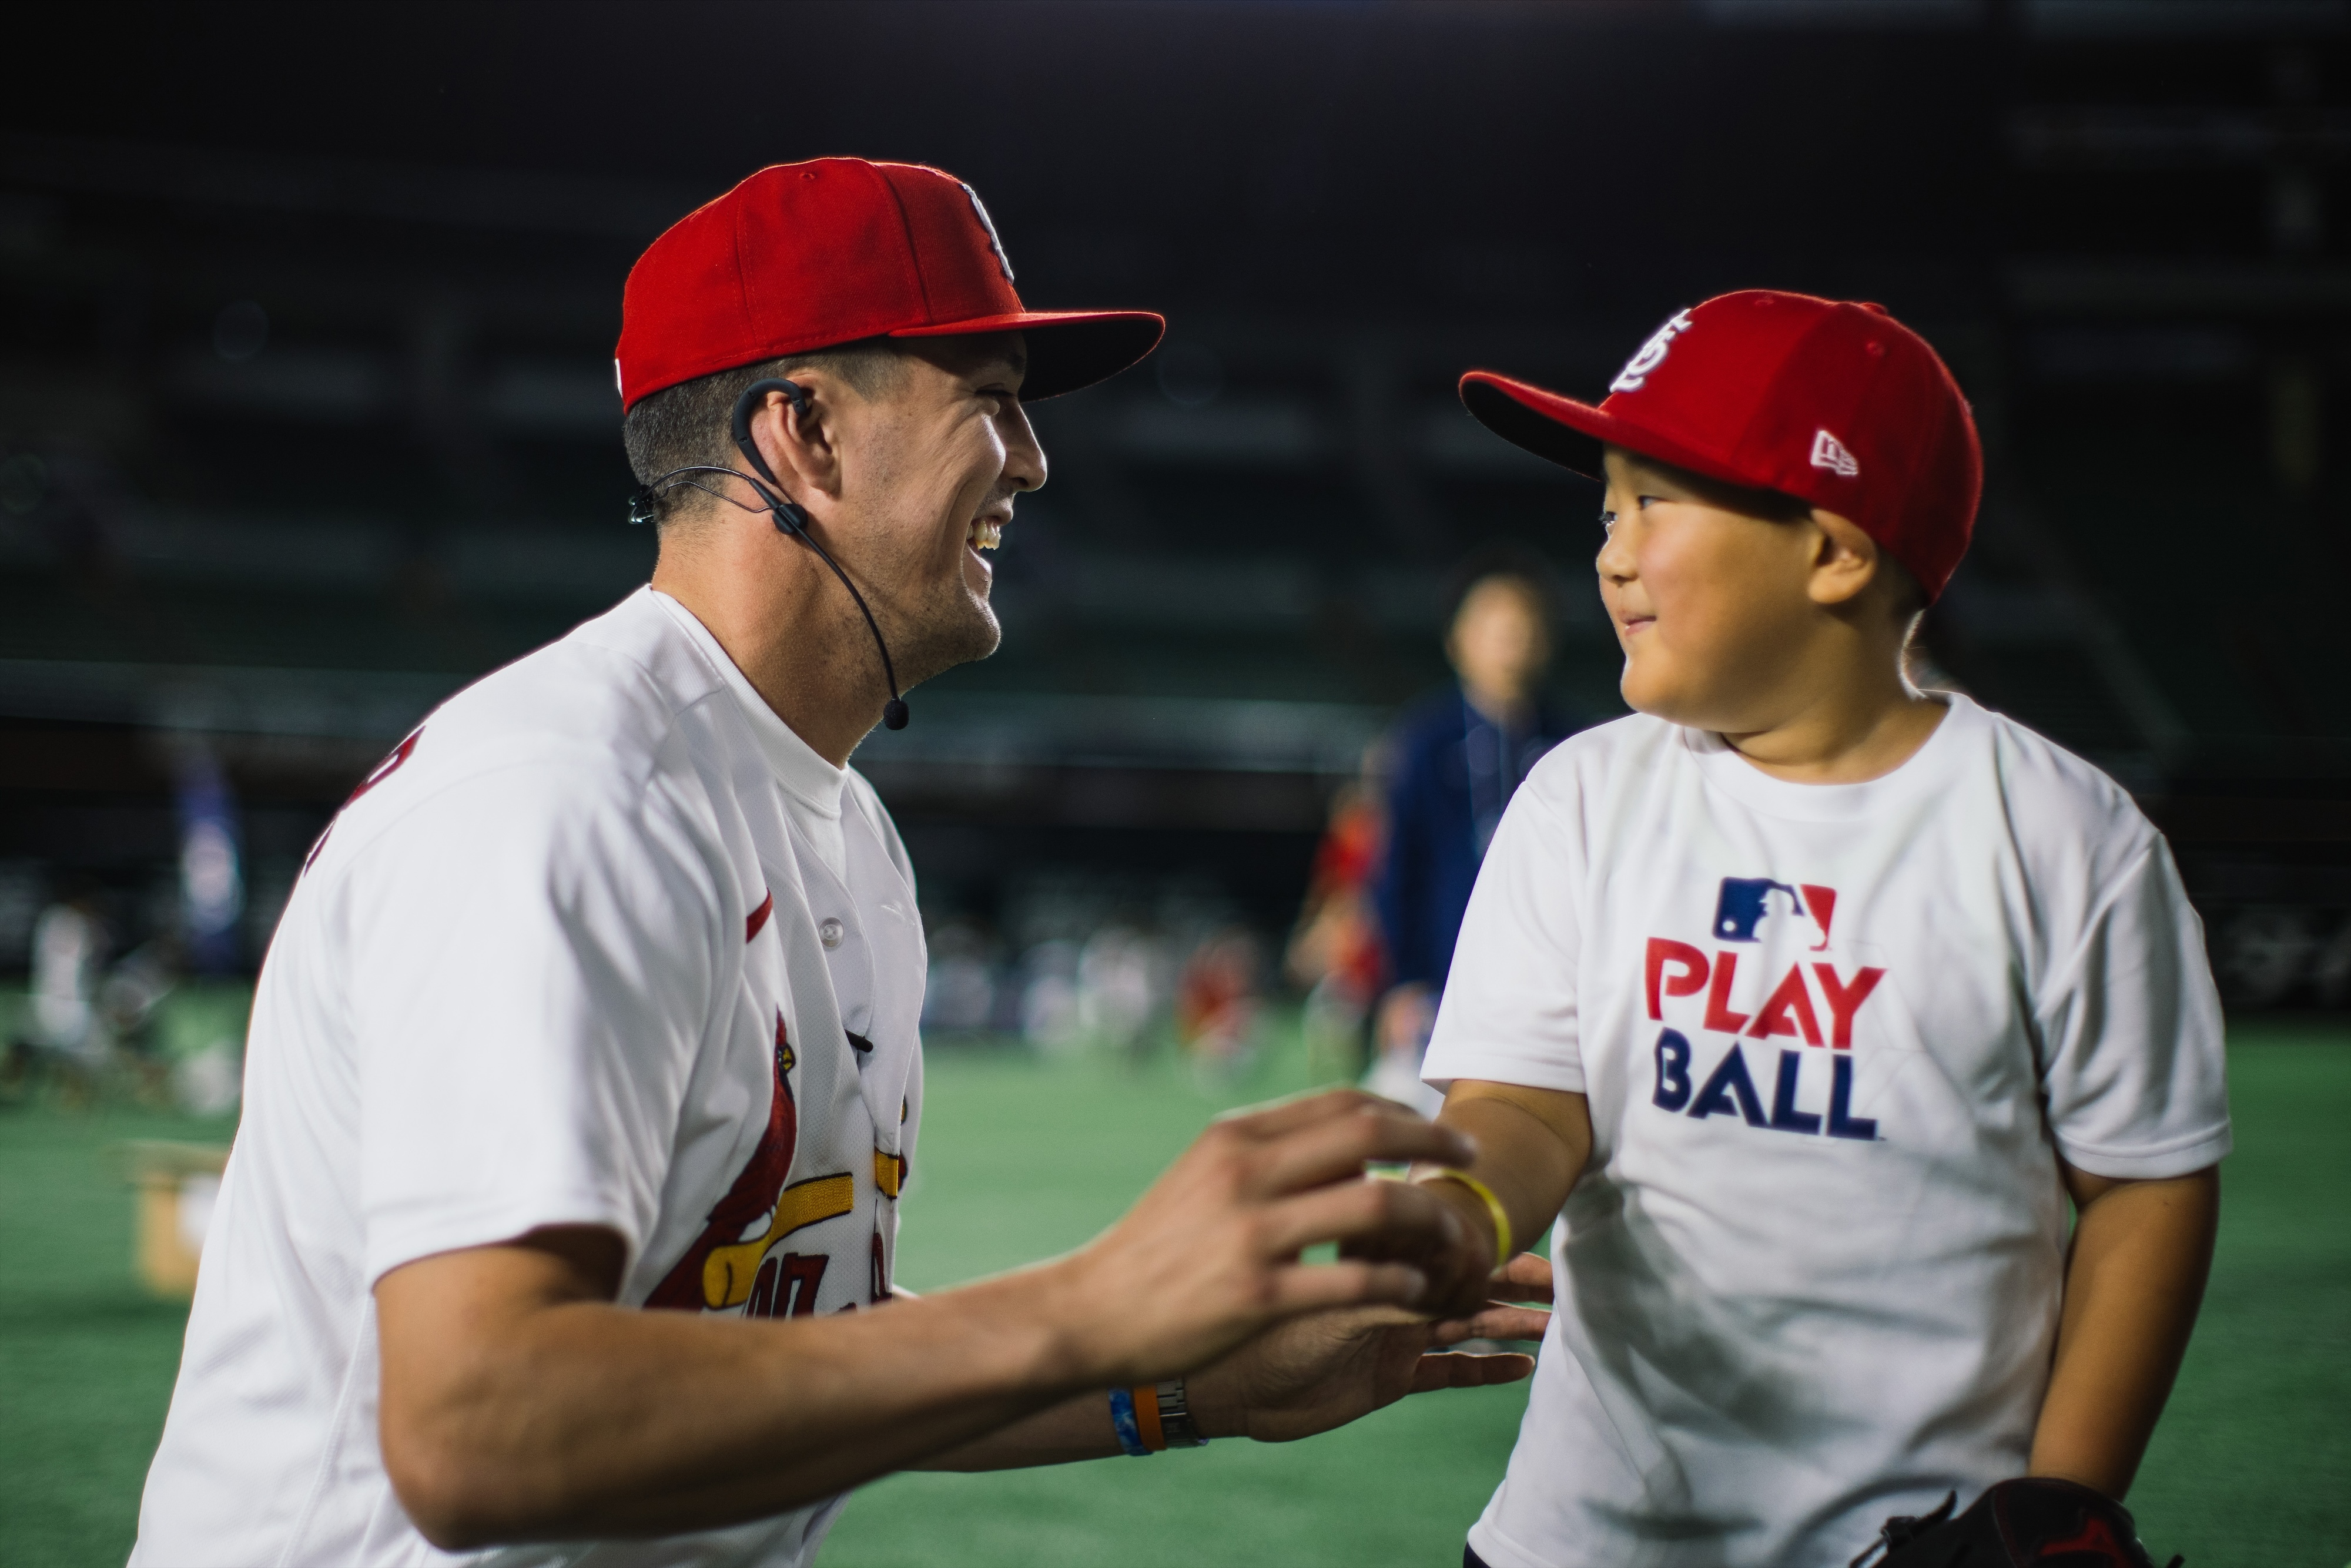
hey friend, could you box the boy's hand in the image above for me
[1188,1262,1553,1445]
[1406,1177,1518,1319]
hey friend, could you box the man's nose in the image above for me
[1003,403,1047,493]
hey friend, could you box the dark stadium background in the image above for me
[4,1,2350,1006]
[0,5,2346,1567]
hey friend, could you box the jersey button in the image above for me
[818,917,845,950]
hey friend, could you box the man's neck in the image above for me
[651,530,883,768]
[1462,682,1532,729]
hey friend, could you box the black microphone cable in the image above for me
[629,377,910,731]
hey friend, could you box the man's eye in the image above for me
[1599,510,1618,532]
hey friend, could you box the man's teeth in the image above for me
[968,519,1003,551]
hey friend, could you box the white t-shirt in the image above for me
[1422,696,2229,1568]
[133,587,929,1568]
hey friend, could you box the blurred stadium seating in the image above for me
[4,5,2351,1016]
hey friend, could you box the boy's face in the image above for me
[1596,446,1837,731]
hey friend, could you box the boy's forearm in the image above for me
[1426,1081,1592,1263]
[2029,1165,2219,1499]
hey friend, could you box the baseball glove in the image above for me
[1850,1478,2181,1568]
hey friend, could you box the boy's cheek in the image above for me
[1617,636,1683,715]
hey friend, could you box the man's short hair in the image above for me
[622,338,905,527]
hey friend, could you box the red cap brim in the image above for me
[892,309,1165,400]
[1458,371,1773,499]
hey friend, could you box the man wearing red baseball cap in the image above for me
[130,159,1540,1568]
[1379,293,2226,1567]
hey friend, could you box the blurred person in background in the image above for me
[1368,551,1580,1113]
[1175,925,1265,1079]
[1287,743,1391,1081]
[28,877,111,1080]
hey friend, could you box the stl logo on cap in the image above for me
[1609,309,1695,394]
[959,182,1014,283]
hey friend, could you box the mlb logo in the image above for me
[1712,877,1836,951]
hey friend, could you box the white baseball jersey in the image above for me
[132,587,927,1568]
[1422,696,2229,1568]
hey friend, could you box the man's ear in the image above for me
[743,380,846,504]
[1805,509,1881,611]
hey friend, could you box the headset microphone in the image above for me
[726,378,910,731]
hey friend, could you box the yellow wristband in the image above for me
[1418,1168,1512,1271]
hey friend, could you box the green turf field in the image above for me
[2,1015,2346,1566]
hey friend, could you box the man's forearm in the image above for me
[382,1258,1096,1546]
[914,1388,1123,1471]
[2030,1165,2220,1498]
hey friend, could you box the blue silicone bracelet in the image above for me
[1107,1386,1151,1458]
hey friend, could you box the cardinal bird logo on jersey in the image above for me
[647,1012,855,1317]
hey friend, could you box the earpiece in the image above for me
[732,378,815,533]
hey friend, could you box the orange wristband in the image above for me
[1130,1385,1166,1452]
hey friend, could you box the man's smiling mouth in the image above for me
[967,517,1003,551]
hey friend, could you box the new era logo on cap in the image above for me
[1809,429,1859,478]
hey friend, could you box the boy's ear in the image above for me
[1804,509,1883,611]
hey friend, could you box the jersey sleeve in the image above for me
[1421,780,1588,1094]
[2034,836,2231,1180]
[344,759,727,1286]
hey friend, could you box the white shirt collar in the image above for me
[648,589,845,822]
[1682,692,1976,823]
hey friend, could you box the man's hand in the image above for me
[1188,1253,1557,1443]
[1342,1081,1591,1320]
[1047,1088,1482,1387]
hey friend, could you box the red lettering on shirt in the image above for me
[1746,964,1824,1046]
[1645,938,1709,1020]
[1810,963,1886,1049]
[1703,950,1750,1035]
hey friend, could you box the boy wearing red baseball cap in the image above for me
[1395,293,2228,1567]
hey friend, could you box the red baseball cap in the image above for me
[617,158,1164,410]
[1459,290,1982,599]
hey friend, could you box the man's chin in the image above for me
[897,597,1001,689]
